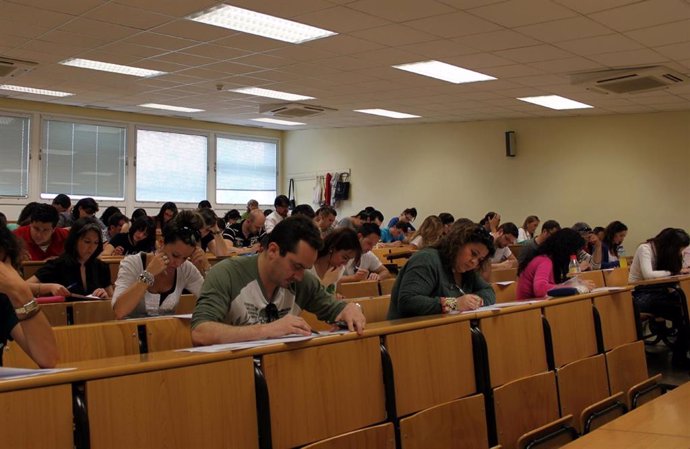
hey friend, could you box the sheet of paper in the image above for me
[591,286,627,293]
[171,314,192,319]
[178,334,318,353]
[0,367,76,380]
[495,281,515,286]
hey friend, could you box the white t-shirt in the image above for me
[518,228,531,243]
[629,243,671,282]
[264,211,284,233]
[491,246,513,263]
[343,251,383,276]
[410,235,424,248]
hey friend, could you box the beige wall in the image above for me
[283,111,690,249]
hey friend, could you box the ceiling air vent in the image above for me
[259,103,336,118]
[571,66,688,95]
[0,57,37,78]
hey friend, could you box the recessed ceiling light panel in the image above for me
[517,95,593,110]
[60,58,166,78]
[231,87,314,101]
[393,60,496,84]
[0,84,73,97]
[252,118,305,126]
[355,109,420,119]
[139,103,204,113]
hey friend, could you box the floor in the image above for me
[646,342,690,387]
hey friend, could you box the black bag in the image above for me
[288,178,296,210]
[333,173,350,201]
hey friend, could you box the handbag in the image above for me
[288,178,296,210]
[333,173,350,201]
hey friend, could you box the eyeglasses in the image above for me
[264,303,279,323]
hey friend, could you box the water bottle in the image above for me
[568,255,580,274]
[617,246,627,268]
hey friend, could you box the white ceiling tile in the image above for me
[212,34,289,53]
[153,20,236,42]
[144,52,218,68]
[264,45,338,62]
[587,48,669,67]
[0,18,51,39]
[405,11,503,38]
[351,24,438,46]
[219,0,335,18]
[452,30,542,52]
[516,16,612,43]
[59,18,142,40]
[347,0,455,22]
[400,40,479,58]
[302,34,385,55]
[654,41,690,61]
[486,64,546,78]
[626,19,690,47]
[232,53,293,69]
[293,6,388,32]
[182,44,250,60]
[435,0,507,10]
[112,0,219,17]
[494,44,574,63]
[445,52,516,69]
[1,2,75,28]
[553,0,641,14]
[85,3,172,30]
[122,33,200,51]
[312,55,380,70]
[197,61,265,76]
[99,43,169,59]
[468,0,577,28]
[529,57,602,74]
[6,0,106,16]
[589,0,690,32]
[556,34,644,56]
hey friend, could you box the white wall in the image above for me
[283,111,690,249]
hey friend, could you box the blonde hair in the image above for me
[409,215,443,249]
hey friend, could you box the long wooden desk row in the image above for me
[1,288,653,449]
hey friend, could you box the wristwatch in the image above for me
[15,299,40,321]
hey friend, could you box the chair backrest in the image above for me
[575,270,605,288]
[385,320,476,417]
[72,300,115,324]
[174,294,197,314]
[338,280,379,298]
[86,357,259,449]
[508,244,524,260]
[145,317,193,352]
[603,267,630,287]
[479,308,548,388]
[379,277,396,296]
[399,394,490,449]
[592,291,637,351]
[489,268,517,283]
[41,302,70,326]
[542,298,598,368]
[491,281,517,303]
[345,295,390,324]
[261,337,386,449]
[493,371,572,449]
[302,423,395,449]
[556,354,624,434]
[605,340,661,410]
[299,310,332,332]
[21,260,45,280]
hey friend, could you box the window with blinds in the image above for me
[216,136,277,205]
[135,129,208,203]
[0,114,30,197]
[42,119,126,200]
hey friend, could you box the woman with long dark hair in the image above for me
[517,228,594,300]
[601,221,628,268]
[101,216,156,256]
[308,227,362,292]
[27,217,112,299]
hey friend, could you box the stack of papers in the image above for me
[0,367,75,380]
[178,330,349,353]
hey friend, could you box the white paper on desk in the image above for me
[178,334,317,353]
[172,313,192,319]
[591,286,627,293]
[491,299,547,308]
[0,367,76,380]
[495,281,515,286]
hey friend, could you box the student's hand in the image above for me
[391,240,403,247]
[458,294,483,311]
[146,251,169,276]
[43,283,71,297]
[91,288,109,299]
[267,315,312,337]
[322,266,344,287]
[367,272,380,281]
[190,247,210,273]
[352,268,369,282]
[587,234,601,246]
[579,260,591,272]
[334,302,366,335]
[582,280,596,291]
[113,246,125,256]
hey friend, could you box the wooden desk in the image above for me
[561,429,690,448]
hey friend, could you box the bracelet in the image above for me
[440,297,458,314]
[16,299,41,321]
[138,271,155,287]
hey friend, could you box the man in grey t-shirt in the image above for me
[192,216,366,345]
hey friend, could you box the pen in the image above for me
[66,282,79,291]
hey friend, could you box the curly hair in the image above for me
[433,221,495,272]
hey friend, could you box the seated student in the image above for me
[13,203,69,261]
[490,222,519,269]
[516,228,594,300]
[291,204,316,219]
[198,200,212,209]
[518,220,561,265]
[0,226,58,368]
[380,221,410,246]
[314,206,337,238]
[99,206,123,242]
[105,213,127,242]
[337,210,369,231]
[71,197,99,222]
[121,208,147,234]
[593,226,605,243]
[518,215,540,243]
[479,211,501,233]
[223,209,241,228]
[223,209,266,254]
[52,193,72,228]
[388,208,418,232]
[601,221,628,269]
[8,202,40,232]
[438,212,455,235]
[340,223,391,283]
[370,209,384,228]
[571,222,603,271]
[241,199,259,220]
[102,216,156,256]
[197,208,229,257]
[27,218,113,299]
[154,202,178,247]
[387,222,495,319]
[111,211,209,319]
[409,215,443,249]
[191,216,366,345]
[629,228,690,367]
[308,228,361,293]
[264,195,290,233]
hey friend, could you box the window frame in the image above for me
[0,110,32,198]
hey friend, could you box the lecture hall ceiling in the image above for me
[0,0,688,129]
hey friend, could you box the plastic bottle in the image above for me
[568,255,580,274]
[617,246,627,268]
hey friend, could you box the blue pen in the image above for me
[66,282,79,291]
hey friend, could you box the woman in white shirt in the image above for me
[112,211,210,319]
[518,215,540,243]
[629,228,690,367]
[308,228,361,294]
[409,215,443,250]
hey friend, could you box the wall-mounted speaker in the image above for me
[505,131,516,157]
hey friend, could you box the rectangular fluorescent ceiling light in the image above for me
[139,103,204,113]
[252,118,305,126]
[189,4,337,44]
[0,84,73,97]
[60,58,166,78]
[355,109,420,119]
[231,87,314,101]
[393,60,496,84]
[517,95,593,110]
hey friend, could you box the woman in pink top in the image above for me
[517,229,588,300]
